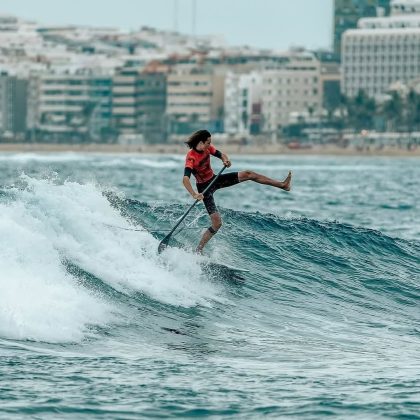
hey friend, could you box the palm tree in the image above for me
[382,91,403,132]
[349,90,376,131]
[406,89,420,133]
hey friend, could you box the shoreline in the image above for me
[0,142,419,157]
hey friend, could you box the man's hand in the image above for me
[193,192,204,201]
[222,153,231,168]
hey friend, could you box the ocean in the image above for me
[0,153,419,419]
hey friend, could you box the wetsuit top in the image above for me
[184,144,220,184]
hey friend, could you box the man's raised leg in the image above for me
[238,170,292,191]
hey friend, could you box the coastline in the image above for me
[0,142,419,157]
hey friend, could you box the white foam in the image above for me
[0,202,112,343]
[0,176,222,343]
[127,157,180,169]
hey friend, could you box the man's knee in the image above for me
[210,215,222,232]
[214,219,222,230]
[240,170,256,181]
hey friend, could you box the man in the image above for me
[183,130,292,253]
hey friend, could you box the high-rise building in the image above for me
[342,0,420,97]
[0,74,28,138]
[334,0,391,57]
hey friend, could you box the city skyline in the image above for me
[2,0,333,51]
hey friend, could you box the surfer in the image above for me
[183,130,292,253]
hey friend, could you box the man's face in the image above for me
[196,137,211,152]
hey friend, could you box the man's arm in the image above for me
[211,147,231,167]
[216,150,231,168]
[183,170,203,200]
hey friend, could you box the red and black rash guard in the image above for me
[184,144,221,184]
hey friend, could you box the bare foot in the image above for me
[282,171,292,191]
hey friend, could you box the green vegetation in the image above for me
[335,89,420,132]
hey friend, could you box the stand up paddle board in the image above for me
[200,261,249,276]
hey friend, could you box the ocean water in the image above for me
[0,153,419,419]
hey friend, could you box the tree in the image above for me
[382,91,403,131]
[406,89,420,133]
[347,90,376,132]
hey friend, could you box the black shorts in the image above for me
[196,172,240,215]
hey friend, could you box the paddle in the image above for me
[158,165,227,253]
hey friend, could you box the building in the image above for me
[0,74,28,139]
[391,0,420,13]
[166,65,225,134]
[224,71,262,135]
[112,67,167,142]
[112,68,137,135]
[136,72,167,143]
[260,53,323,132]
[0,14,20,32]
[28,71,113,142]
[334,0,391,57]
[342,0,420,97]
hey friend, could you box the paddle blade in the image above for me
[158,235,171,254]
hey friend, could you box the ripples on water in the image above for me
[0,153,419,418]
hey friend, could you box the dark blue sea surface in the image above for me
[0,153,419,419]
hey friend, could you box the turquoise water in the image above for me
[0,153,419,419]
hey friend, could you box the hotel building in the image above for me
[342,0,420,97]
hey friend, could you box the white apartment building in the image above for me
[260,53,323,131]
[224,71,262,134]
[0,14,20,32]
[0,15,45,71]
[131,27,226,53]
[342,0,420,97]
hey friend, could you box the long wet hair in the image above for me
[185,130,211,150]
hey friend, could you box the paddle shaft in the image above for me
[158,165,227,253]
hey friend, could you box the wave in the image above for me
[91,157,181,169]
[0,153,183,168]
[0,176,225,343]
[1,176,419,345]
[120,197,420,320]
[0,152,90,163]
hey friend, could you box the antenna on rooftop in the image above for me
[174,0,179,32]
[192,0,197,37]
